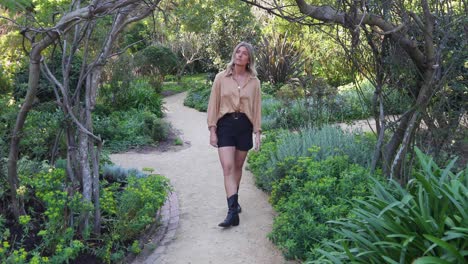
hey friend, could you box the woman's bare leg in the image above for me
[233,149,248,191]
[218,146,238,197]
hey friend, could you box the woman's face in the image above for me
[235,46,250,68]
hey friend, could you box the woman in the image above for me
[207,42,262,228]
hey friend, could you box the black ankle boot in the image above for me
[218,194,240,227]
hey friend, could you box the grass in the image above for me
[162,73,208,94]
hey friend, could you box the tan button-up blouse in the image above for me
[207,69,262,133]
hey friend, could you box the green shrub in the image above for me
[98,170,171,262]
[3,161,171,262]
[260,79,412,130]
[126,78,164,117]
[269,156,379,260]
[183,82,211,112]
[102,164,147,183]
[260,82,283,96]
[98,78,164,117]
[248,126,373,192]
[13,53,82,103]
[105,53,135,93]
[311,148,468,264]
[30,169,85,250]
[246,129,283,191]
[162,73,208,95]
[262,94,367,130]
[112,174,171,242]
[146,117,170,142]
[17,103,63,160]
[94,109,169,152]
[9,167,87,263]
[174,138,183,146]
[134,45,179,80]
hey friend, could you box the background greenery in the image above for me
[309,149,467,264]
[0,0,465,262]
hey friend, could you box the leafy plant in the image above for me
[146,117,170,142]
[1,157,173,262]
[99,170,171,262]
[13,52,82,103]
[112,174,171,242]
[19,104,63,160]
[134,45,179,82]
[261,96,284,130]
[311,148,468,263]
[162,73,206,95]
[260,79,412,130]
[102,164,147,183]
[98,78,164,117]
[183,82,212,112]
[248,126,373,192]
[174,138,183,146]
[256,32,305,85]
[246,129,283,191]
[93,109,169,152]
[104,53,136,96]
[269,156,380,260]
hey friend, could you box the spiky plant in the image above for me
[310,148,468,264]
[256,32,305,86]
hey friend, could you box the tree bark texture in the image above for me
[7,33,58,219]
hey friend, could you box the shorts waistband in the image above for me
[224,112,246,119]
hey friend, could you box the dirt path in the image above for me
[111,92,292,264]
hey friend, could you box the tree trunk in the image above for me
[65,124,80,187]
[7,41,56,219]
[86,70,101,234]
[382,109,414,176]
[6,0,161,224]
[78,107,92,232]
[5,60,39,218]
[371,89,386,174]
[91,140,102,235]
[176,62,187,83]
[390,111,420,181]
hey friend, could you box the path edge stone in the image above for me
[130,189,180,264]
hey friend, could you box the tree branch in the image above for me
[108,39,145,58]
[42,60,101,142]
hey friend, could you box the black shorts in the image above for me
[216,112,253,151]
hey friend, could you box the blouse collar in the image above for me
[224,67,256,79]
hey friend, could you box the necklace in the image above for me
[233,73,248,89]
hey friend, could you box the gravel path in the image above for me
[111,92,292,264]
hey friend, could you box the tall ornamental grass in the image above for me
[310,148,468,264]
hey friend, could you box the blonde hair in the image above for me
[226,41,257,76]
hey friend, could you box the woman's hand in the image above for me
[210,131,218,148]
[254,132,261,151]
